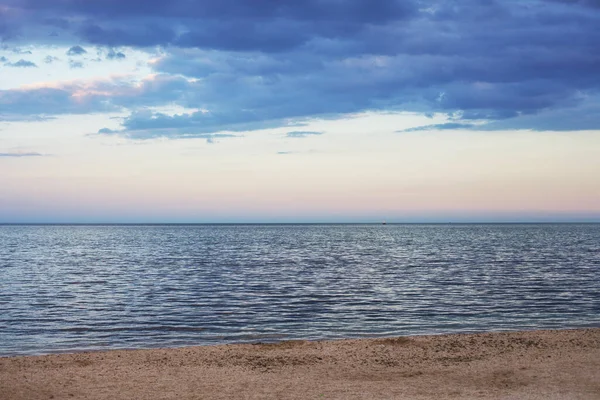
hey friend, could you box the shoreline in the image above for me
[4,324,599,359]
[1,328,599,399]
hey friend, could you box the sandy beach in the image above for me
[1,328,598,400]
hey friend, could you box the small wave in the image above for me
[58,325,206,333]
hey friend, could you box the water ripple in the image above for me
[1,224,599,356]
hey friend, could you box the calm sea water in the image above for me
[1,224,599,356]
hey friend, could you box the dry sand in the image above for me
[1,328,599,400]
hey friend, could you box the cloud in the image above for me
[66,45,87,56]
[97,107,286,138]
[0,56,7,63]
[5,0,417,49]
[0,80,121,117]
[550,0,600,8]
[12,48,32,54]
[0,114,55,122]
[96,125,237,142]
[276,149,318,155]
[80,23,177,47]
[286,131,324,138]
[69,60,84,69]
[106,49,126,60]
[5,59,37,68]
[0,0,599,136]
[477,97,600,131]
[400,97,600,132]
[398,123,477,133]
[0,74,200,119]
[43,55,59,63]
[0,152,44,157]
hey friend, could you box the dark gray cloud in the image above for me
[1,0,599,136]
[66,45,87,55]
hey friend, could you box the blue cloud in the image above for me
[286,131,324,138]
[1,0,599,136]
[0,152,44,157]
[96,125,237,142]
[80,23,176,47]
[398,123,477,133]
[106,49,126,60]
[69,60,84,69]
[478,98,600,131]
[113,108,291,136]
[0,85,119,116]
[6,59,37,68]
[0,75,203,122]
[550,0,600,8]
[401,98,600,132]
[12,48,32,54]
[43,55,59,63]
[66,45,87,56]
[1,1,417,52]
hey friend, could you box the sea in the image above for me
[1,224,599,356]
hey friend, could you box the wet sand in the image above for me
[1,328,599,399]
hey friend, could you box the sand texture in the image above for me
[1,328,599,400]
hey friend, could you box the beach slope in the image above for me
[1,328,599,399]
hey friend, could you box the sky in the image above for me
[0,0,599,223]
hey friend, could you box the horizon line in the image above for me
[1,221,600,226]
